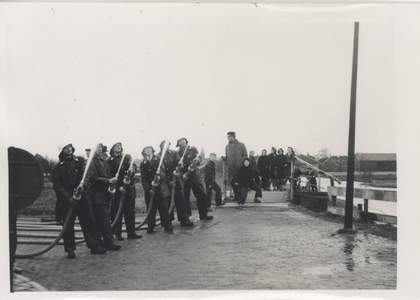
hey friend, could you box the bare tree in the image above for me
[315,148,331,160]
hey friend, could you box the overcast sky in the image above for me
[2,3,397,161]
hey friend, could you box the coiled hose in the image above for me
[15,204,76,259]
[15,186,130,258]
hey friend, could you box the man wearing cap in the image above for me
[140,146,173,233]
[108,143,142,240]
[225,132,248,201]
[158,140,193,227]
[52,144,107,258]
[82,143,121,251]
[177,138,213,220]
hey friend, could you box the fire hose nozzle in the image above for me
[123,177,131,185]
[108,186,116,194]
[73,187,82,201]
[152,175,161,187]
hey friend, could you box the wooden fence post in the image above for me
[330,177,337,207]
[364,198,369,213]
[290,159,294,201]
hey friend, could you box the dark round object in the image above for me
[8,147,44,210]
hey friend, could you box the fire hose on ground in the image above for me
[15,150,128,257]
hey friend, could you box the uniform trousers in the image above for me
[183,180,209,219]
[144,189,170,229]
[62,196,101,252]
[91,191,114,245]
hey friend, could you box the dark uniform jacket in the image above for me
[108,154,135,187]
[178,146,203,185]
[158,150,181,182]
[52,155,85,202]
[84,154,112,193]
[140,154,170,198]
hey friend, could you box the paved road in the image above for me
[14,191,396,291]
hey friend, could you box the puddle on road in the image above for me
[301,233,396,276]
[336,233,396,272]
[342,235,357,271]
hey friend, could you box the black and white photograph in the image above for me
[1,2,420,300]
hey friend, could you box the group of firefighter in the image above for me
[52,131,303,259]
[52,137,225,258]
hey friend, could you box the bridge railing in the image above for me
[327,186,397,224]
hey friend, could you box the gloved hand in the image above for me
[119,186,126,194]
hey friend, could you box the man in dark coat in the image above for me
[158,141,193,227]
[52,143,107,258]
[177,137,213,220]
[108,142,142,240]
[204,153,225,209]
[140,146,173,233]
[257,149,270,191]
[225,132,248,201]
[83,143,121,251]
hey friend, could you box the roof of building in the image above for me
[297,154,320,165]
[319,156,340,166]
[355,153,396,162]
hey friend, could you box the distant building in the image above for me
[200,148,205,159]
[355,153,396,172]
[319,156,340,172]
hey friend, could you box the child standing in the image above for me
[310,172,318,192]
[204,153,225,209]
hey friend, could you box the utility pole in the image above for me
[342,22,359,233]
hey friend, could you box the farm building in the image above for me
[355,153,397,172]
[319,156,341,172]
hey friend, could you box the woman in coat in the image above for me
[268,147,277,190]
[285,147,295,190]
[274,148,287,191]
[257,149,270,191]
